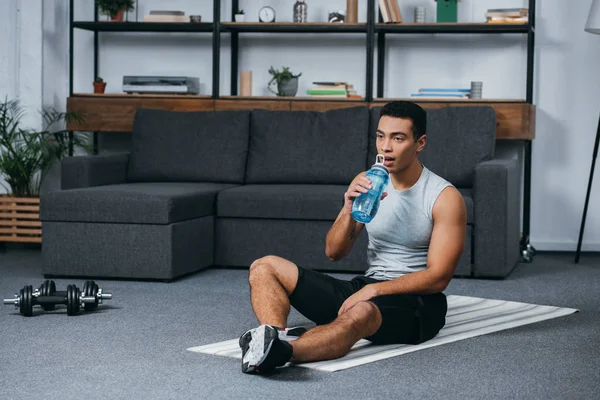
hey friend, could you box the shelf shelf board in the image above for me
[373,98,527,103]
[73,21,213,33]
[376,22,529,34]
[221,22,367,33]
[71,93,212,99]
[219,96,365,101]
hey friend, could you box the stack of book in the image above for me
[306,82,362,99]
[484,8,528,24]
[410,88,471,100]
[144,10,188,23]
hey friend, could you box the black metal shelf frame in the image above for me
[374,0,536,259]
[68,0,537,260]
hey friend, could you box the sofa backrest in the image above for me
[245,107,369,184]
[369,106,496,187]
[127,108,250,184]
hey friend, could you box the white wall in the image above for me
[531,0,600,251]
[0,0,44,193]
[1,0,599,252]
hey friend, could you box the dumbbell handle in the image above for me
[3,290,113,306]
[35,296,68,305]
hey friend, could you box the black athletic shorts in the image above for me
[289,265,447,345]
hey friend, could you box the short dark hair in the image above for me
[379,101,427,140]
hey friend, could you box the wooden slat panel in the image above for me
[0,220,41,227]
[0,228,42,235]
[0,237,42,243]
[214,100,291,111]
[0,212,39,220]
[0,205,39,212]
[67,95,214,132]
[0,197,39,204]
[0,195,42,244]
[290,101,366,111]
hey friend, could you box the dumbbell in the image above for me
[3,280,112,317]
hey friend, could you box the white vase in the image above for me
[235,14,245,22]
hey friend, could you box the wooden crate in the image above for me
[0,195,42,243]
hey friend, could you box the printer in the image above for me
[122,76,200,95]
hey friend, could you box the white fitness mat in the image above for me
[187,295,579,372]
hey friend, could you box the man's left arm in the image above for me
[372,186,467,295]
[337,186,467,314]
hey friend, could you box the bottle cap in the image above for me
[372,154,389,174]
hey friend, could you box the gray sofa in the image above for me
[40,105,521,281]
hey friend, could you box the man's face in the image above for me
[376,116,426,174]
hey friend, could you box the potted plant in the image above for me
[93,77,106,94]
[97,0,135,21]
[268,66,302,97]
[0,98,91,243]
[235,9,245,22]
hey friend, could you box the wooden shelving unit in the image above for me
[67,0,538,257]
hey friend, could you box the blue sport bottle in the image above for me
[351,154,390,224]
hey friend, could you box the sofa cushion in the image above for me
[369,106,496,187]
[41,183,238,224]
[127,109,250,184]
[246,107,369,184]
[217,184,347,220]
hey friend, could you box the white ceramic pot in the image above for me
[235,14,245,22]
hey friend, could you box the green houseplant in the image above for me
[0,98,91,198]
[97,0,135,21]
[268,66,302,97]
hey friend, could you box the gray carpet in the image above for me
[0,248,598,399]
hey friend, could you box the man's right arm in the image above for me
[325,207,365,261]
[325,172,372,261]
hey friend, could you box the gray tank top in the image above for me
[364,165,453,280]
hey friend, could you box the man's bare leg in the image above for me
[290,301,382,363]
[248,255,300,329]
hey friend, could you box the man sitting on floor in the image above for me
[239,100,467,374]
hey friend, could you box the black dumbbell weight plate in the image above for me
[21,285,33,317]
[39,280,56,311]
[66,285,80,316]
[83,280,98,311]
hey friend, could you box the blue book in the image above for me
[411,93,467,97]
[419,88,470,93]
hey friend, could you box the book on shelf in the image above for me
[487,8,528,15]
[485,8,528,23]
[149,10,185,16]
[419,88,470,94]
[411,87,471,99]
[144,15,188,22]
[307,90,348,95]
[379,0,403,23]
[486,17,528,24]
[306,82,363,99]
[411,93,469,98]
